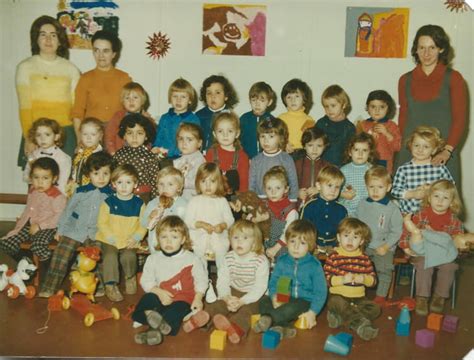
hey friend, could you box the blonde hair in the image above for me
[406,126,445,154]
[121,82,149,111]
[316,165,345,185]
[321,85,352,115]
[263,166,288,188]
[422,179,463,215]
[155,215,192,251]
[229,219,264,255]
[28,118,65,148]
[337,218,372,247]
[285,219,317,253]
[111,164,139,183]
[168,78,198,112]
[195,162,226,197]
[365,165,392,185]
[156,166,185,195]
[211,111,241,148]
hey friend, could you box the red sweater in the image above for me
[205,146,249,191]
[398,63,467,148]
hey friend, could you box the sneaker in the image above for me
[182,310,210,333]
[134,329,163,346]
[373,296,386,306]
[37,290,54,299]
[146,310,172,335]
[356,319,379,341]
[327,311,342,329]
[205,280,217,303]
[125,276,137,295]
[429,294,446,314]
[105,284,124,302]
[213,314,245,344]
[95,287,105,298]
[252,314,272,333]
[415,296,429,316]
[269,326,297,339]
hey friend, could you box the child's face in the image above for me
[287,235,309,259]
[367,178,391,202]
[284,90,305,112]
[350,142,370,165]
[250,93,272,116]
[304,138,326,160]
[31,168,57,192]
[410,135,435,162]
[317,180,342,201]
[264,178,288,202]
[367,100,389,121]
[177,130,202,155]
[259,132,280,154]
[35,126,59,149]
[213,119,239,150]
[323,97,345,122]
[199,175,218,196]
[123,91,144,113]
[206,82,227,111]
[230,228,255,256]
[171,91,191,114]
[429,189,453,215]
[80,123,102,149]
[157,175,181,197]
[337,230,364,253]
[89,166,111,188]
[124,124,147,148]
[113,174,137,198]
[158,228,185,253]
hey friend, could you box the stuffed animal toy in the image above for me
[0,257,37,299]
[453,232,474,252]
[230,191,271,240]
[69,246,101,302]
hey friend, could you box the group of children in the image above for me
[0,74,469,347]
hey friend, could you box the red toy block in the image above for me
[415,329,435,348]
[427,313,443,331]
[276,293,290,303]
[442,315,459,333]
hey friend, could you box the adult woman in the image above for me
[16,15,80,164]
[71,30,131,140]
[396,25,467,184]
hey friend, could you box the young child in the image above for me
[278,78,315,153]
[240,81,277,159]
[355,166,403,305]
[1,158,67,262]
[113,113,161,202]
[339,133,377,216]
[315,85,356,167]
[23,118,71,194]
[196,75,239,151]
[105,82,154,155]
[173,123,206,200]
[96,164,147,302]
[294,126,330,203]
[38,152,114,298]
[253,220,327,337]
[141,166,188,254]
[400,179,464,315]
[248,117,299,201]
[132,216,208,346]
[71,117,104,189]
[392,126,454,215]
[185,163,234,269]
[357,90,401,173]
[323,218,381,341]
[205,111,249,193]
[152,78,200,159]
[301,165,347,253]
[262,166,298,261]
[199,220,269,343]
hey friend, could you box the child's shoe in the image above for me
[269,326,297,339]
[134,329,163,346]
[415,296,429,316]
[212,314,245,344]
[182,310,210,333]
[105,284,124,302]
[145,310,172,335]
[37,290,54,299]
[125,275,137,295]
[429,294,446,314]
[327,311,342,329]
[355,319,379,341]
[252,314,272,333]
[373,296,386,306]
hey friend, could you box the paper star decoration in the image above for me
[146,32,171,60]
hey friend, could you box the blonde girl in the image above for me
[339,132,378,216]
[205,111,249,193]
[23,118,71,194]
[184,162,234,269]
[392,126,454,214]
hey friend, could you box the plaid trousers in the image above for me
[0,223,56,261]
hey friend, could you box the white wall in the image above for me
[1,0,473,227]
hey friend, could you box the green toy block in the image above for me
[276,276,291,295]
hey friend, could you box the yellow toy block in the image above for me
[210,329,227,351]
[427,313,444,331]
[251,314,261,328]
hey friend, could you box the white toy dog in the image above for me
[0,257,37,299]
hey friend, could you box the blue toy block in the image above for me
[416,329,435,348]
[262,330,281,349]
[396,306,411,336]
[335,332,353,349]
[324,333,353,356]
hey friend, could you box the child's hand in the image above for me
[407,184,429,200]
[341,186,356,200]
[271,295,282,309]
[373,124,394,141]
[403,247,418,257]
[253,209,270,223]
[353,274,365,284]
[148,207,164,225]
[299,310,317,329]
[306,186,319,198]
[213,223,227,234]
[375,243,389,256]
[229,199,242,212]
[29,223,40,235]
[343,273,354,284]
[286,142,295,154]
[403,214,423,246]
[54,232,60,241]
[191,295,204,312]
[152,287,174,305]
[126,238,139,249]
[298,188,308,201]
[265,244,282,260]
[227,297,243,312]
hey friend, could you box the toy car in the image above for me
[61,293,120,327]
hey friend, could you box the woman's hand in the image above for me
[432,149,451,166]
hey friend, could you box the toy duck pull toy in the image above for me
[69,247,101,302]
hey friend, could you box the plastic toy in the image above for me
[427,313,444,331]
[395,305,411,336]
[69,247,100,302]
[294,314,314,329]
[62,293,120,327]
[0,257,37,299]
[276,276,291,303]
[415,329,435,348]
[251,314,261,328]
[210,329,227,351]
[324,332,353,356]
[442,315,459,333]
[262,330,281,349]
[385,296,416,311]
[48,290,66,311]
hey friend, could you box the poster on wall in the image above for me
[202,4,266,56]
[345,7,409,58]
[56,0,120,49]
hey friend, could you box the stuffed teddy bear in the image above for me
[230,191,271,240]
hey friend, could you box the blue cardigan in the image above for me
[239,110,272,159]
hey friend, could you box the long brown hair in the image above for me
[30,15,69,58]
